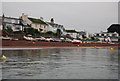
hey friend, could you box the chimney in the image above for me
[50,18,54,23]
[40,17,43,20]
[21,13,28,20]
[22,13,24,16]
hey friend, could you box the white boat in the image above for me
[1,36,12,40]
[72,39,82,44]
[23,35,36,41]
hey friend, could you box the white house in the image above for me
[46,18,66,36]
[77,30,88,39]
[3,15,23,31]
[66,30,78,39]
[93,32,119,42]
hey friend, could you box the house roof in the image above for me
[4,17,20,20]
[47,22,64,27]
[66,30,77,33]
[3,22,22,25]
[28,17,48,25]
[107,24,120,35]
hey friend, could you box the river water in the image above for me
[0,47,118,79]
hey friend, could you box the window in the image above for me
[109,34,112,37]
[112,34,117,37]
[107,34,109,36]
[99,34,101,36]
[101,34,104,36]
[96,34,99,37]
[6,24,12,29]
[35,24,37,27]
[11,20,15,23]
[39,28,43,31]
[44,25,46,28]
[15,26,21,30]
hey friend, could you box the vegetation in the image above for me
[46,31,54,34]
[24,28,40,36]
[46,31,56,35]
[5,27,13,34]
[28,17,48,25]
[65,30,76,33]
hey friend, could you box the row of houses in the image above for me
[2,13,66,34]
[0,13,119,42]
[65,30,88,39]
[93,32,119,42]
[0,13,88,39]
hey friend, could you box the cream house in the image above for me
[21,13,48,33]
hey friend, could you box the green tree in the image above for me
[46,31,57,36]
[5,27,13,34]
[46,31,54,34]
[24,28,40,36]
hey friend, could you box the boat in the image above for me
[72,39,82,44]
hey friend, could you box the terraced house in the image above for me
[66,30,78,39]
[21,13,48,33]
[93,32,119,42]
[2,14,23,31]
[46,18,66,37]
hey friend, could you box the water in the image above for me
[0,47,118,79]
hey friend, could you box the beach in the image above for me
[2,40,120,48]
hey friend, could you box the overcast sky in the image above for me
[2,2,118,33]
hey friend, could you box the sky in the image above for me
[2,2,118,33]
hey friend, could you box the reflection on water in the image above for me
[1,47,118,79]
